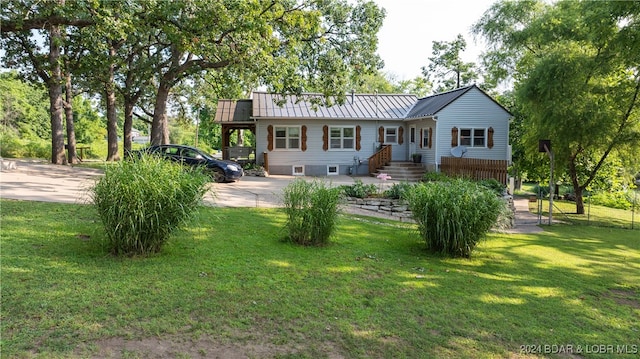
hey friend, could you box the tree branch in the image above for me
[1,17,94,33]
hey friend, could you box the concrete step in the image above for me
[373,161,427,182]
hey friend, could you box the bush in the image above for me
[0,131,51,159]
[587,191,635,210]
[90,156,210,255]
[340,179,377,198]
[383,182,415,200]
[282,178,342,246]
[421,171,452,182]
[478,178,506,196]
[406,179,504,258]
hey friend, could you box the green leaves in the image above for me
[90,155,210,256]
[475,0,640,213]
[406,179,505,258]
[282,178,342,246]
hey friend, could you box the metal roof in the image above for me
[214,99,253,123]
[405,85,475,119]
[252,92,417,120]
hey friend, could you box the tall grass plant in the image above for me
[406,178,504,257]
[282,178,341,246]
[89,156,210,255]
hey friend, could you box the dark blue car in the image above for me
[133,144,243,183]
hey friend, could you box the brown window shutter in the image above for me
[378,126,384,143]
[451,127,458,147]
[488,127,494,149]
[267,125,273,151]
[428,127,433,149]
[323,125,328,151]
[356,125,361,151]
[398,127,404,145]
[301,125,307,151]
[419,129,423,149]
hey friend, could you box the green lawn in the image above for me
[529,199,639,229]
[1,200,639,358]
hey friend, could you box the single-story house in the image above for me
[214,84,512,179]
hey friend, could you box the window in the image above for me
[292,165,305,175]
[410,127,416,143]
[327,165,339,175]
[275,126,300,149]
[385,127,397,144]
[422,128,430,148]
[460,128,486,147]
[330,126,355,150]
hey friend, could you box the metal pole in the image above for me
[633,191,636,230]
[546,146,554,225]
[195,108,200,147]
[587,192,591,225]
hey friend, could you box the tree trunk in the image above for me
[569,159,585,215]
[237,129,244,146]
[105,45,120,161]
[574,185,585,215]
[123,100,134,154]
[64,60,79,164]
[151,82,171,145]
[49,24,67,165]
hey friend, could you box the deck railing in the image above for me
[440,157,508,185]
[368,145,392,175]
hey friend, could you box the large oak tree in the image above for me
[474,0,640,214]
[2,0,385,160]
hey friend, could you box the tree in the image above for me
[136,0,384,145]
[0,72,50,140]
[1,0,96,164]
[474,0,640,214]
[421,34,479,93]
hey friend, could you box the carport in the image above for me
[214,99,257,166]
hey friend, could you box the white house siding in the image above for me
[434,87,511,166]
[406,118,437,170]
[256,119,407,176]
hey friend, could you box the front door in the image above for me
[408,125,416,161]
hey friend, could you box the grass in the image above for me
[529,199,639,230]
[2,199,640,358]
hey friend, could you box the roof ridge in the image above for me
[417,84,475,100]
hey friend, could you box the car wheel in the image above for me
[211,168,226,183]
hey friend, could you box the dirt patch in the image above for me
[77,333,345,359]
[604,288,640,309]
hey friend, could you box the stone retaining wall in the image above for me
[346,195,516,228]
[345,197,414,221]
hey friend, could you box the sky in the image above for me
[374,0,497,81]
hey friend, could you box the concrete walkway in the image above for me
[1,159,544,233]
[506,197,544,234]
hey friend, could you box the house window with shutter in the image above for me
[422,127,433,149]
[329,126,355,150]
[274,126,300,150]
[459,128,487,147]
[385,127,398,144]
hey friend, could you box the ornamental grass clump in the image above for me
[90,156,210,256]
[282,178,342,246]
[406,178,504,258]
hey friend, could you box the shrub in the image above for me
[90,156,210,256]
[340,179,377,198]
[0,131,51,159]
[406,179,504,258]
[421,171,452,182]
[282,178,341,246]
[383,182,415,200]
[587,191,634,210]
[478,178,505,196]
